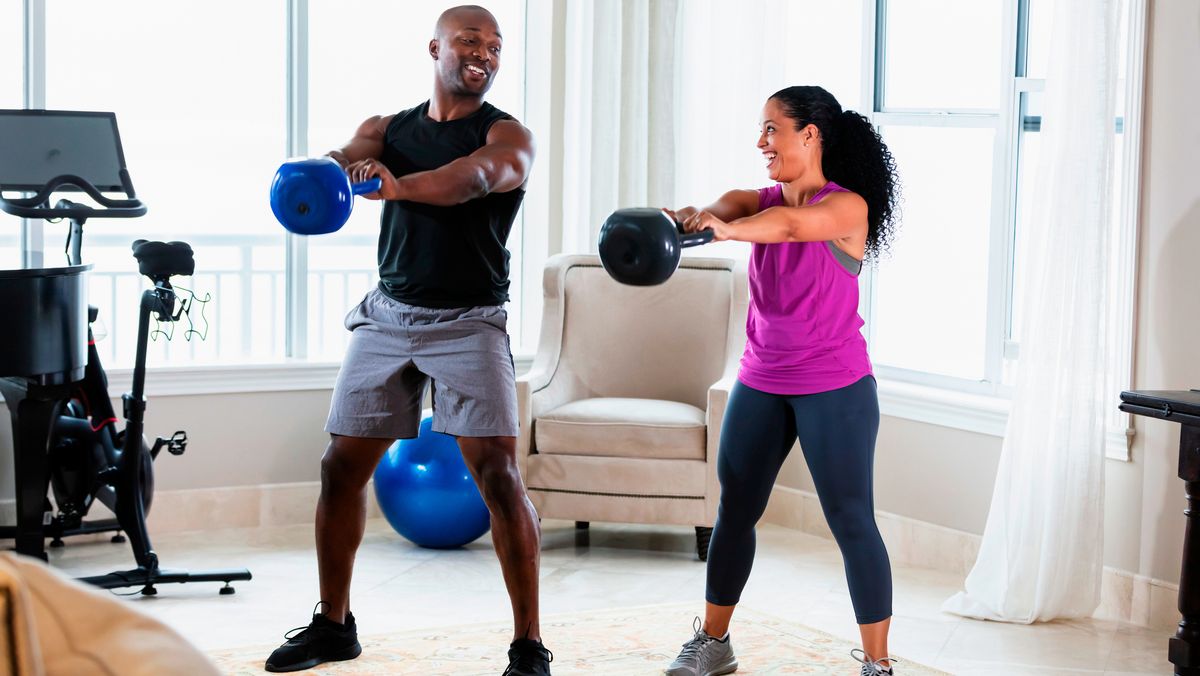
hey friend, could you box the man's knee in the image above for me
[462,438,524,506]
[321,435,390,493]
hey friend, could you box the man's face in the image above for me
[432,11,503,97]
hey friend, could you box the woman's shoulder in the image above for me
[756,183,785,210]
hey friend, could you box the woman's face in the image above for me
[758,98,815,183]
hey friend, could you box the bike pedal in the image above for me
[167,430,188,456]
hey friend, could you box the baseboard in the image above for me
[764,484,1180,631]
[0,481,382,538]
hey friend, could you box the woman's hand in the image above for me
[681,210,734,241]
[663,206,700,226]
[347,158,401,200]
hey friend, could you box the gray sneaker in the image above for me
[852,648,899,675]
[665,617,738,676]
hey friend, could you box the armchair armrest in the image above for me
[515,255,595,470]
[516,368,551,479]
[702,373,738,524]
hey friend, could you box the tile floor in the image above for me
[46,519,1168,675]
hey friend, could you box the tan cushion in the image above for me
[526,453,709,497]
[0,556,40,676]
[0,554,220,676]
[558,264,732,409]
[535,397,706,460]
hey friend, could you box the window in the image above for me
[305,0,527,360]
[0,0,22,269]
[45,1,288,368]
[881,0,1003,112]
[7,0,531,372]
[871,124,996,381]
[865,0,1006,392]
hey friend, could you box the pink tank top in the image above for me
[738,182,873,395]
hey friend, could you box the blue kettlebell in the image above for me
[269,157,383,235]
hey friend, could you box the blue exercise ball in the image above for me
[373,416,491,549]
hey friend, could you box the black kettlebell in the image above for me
[598,208,715,286]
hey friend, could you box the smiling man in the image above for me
[264,6,548,675]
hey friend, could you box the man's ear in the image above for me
[429,38,439,60]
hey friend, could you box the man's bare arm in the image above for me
[326,115,391,168]
[348,119,534,206]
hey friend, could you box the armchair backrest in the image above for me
[533,254,747,410]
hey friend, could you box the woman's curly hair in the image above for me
[770,85,900,261]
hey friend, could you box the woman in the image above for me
[663,86,900,676]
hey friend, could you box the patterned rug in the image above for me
[209,603,949,675]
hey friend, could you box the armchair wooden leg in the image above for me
[574,521,590,530]
[696,526,713,562]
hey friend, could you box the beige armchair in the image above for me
[516,254,748,559]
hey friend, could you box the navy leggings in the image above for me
[705,376,892,624]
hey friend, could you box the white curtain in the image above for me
[942,0,1122,623]
[559,0,678,253]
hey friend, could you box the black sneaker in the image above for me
[503,638,553,675]
[264,604,362,672]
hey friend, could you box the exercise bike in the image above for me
[0,108,251,595]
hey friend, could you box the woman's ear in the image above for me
[803,123,820,146]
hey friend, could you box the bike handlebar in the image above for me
[0,171,146,220]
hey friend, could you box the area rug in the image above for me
[209,603,949,675]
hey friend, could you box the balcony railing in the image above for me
[73,233,376,368]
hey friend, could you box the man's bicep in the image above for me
[333,115,390,163]
[477,120,535,193]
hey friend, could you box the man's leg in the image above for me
[457,435,541,641]
[265,433,393,673]
[316,434,393,624]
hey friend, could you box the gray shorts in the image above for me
[325,287,518,439]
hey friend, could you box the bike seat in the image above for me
[131,240,195,280]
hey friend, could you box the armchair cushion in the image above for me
[535,398,706,460]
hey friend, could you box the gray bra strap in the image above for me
[826,241,863,276]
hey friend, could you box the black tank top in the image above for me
[376,100,524,308]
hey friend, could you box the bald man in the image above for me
[265,6,549,674]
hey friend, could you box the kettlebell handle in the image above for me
[352,178,383,196]
[677,226,715,248]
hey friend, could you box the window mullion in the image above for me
[860,0,880,351]
[285,0,308,359]
[985,0,1024,392]
[20,0,45,269]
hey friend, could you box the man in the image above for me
[265,6,548,675]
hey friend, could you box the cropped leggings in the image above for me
[705,376,892,624]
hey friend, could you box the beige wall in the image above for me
[1125,0,1200,584]
[780,0,1200,586]
[0,389,332,495]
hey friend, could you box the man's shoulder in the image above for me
[480,103,530,138]
[392,101,429,123]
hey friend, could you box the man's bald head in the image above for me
[435,5,500,39]
[429,5,503,99]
